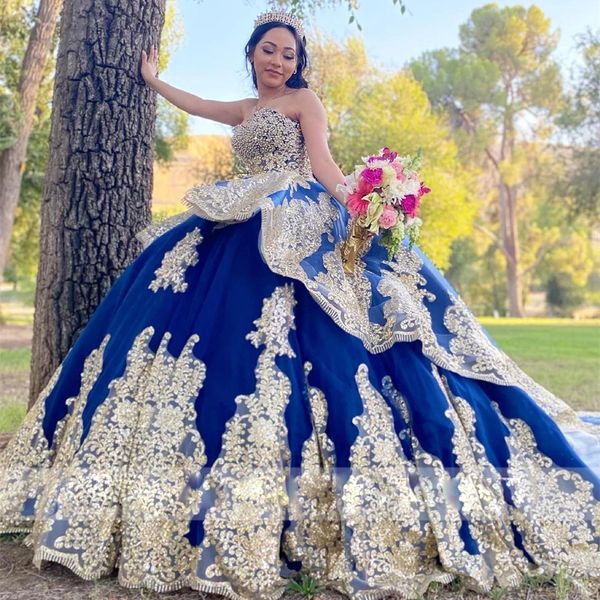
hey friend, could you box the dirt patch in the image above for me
[0,535,593,600]
[0,536,216,600]
[1,371,29,404]
[0,324,32,350]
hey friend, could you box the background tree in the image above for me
[310,35,476,268]
[29,0,167,406]
[1,0,187,291]
[0,0,62,280]
[556,29,599,222]
[272,0,406,22]
[410,4,564,316]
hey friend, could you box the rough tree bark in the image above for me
[29,0,165,406]
[0,0,63,279]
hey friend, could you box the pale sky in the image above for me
[162,0,600,135]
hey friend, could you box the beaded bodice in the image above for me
[231,106,313,179]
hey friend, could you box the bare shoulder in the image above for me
[293,88,326,124]
[294,88,324,113]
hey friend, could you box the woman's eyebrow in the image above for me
[261,41,296,52]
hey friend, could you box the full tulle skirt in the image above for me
[1,172,599,599]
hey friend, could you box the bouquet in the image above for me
[337,147,430,274]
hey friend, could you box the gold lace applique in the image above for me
[491,404,600,579]
[183,170,298,223]
[0,364,66,533]
[283,362,353,595]
[148,227,203,293]
[199,284,296,598]
[343,364,452,597]
[260,192,340,276]
[443,296,579,425]
[136,209,197,249]
[26,327,208,590]
[231,107,313,178]
[431,367,529,588]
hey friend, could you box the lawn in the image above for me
[481,318,600,412]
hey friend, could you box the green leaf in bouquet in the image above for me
[408,225,421,249]
[380,222,405,260]
[403,147,424,171]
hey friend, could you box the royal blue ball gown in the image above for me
[1,105,599,599]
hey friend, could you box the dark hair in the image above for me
[245,22,309,89]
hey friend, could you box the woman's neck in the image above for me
[256,84,291,104]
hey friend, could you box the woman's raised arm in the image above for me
[297,89,347,206]
[140,45,250,126]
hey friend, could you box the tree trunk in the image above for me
[0,0,63,279]
[29,0,165,407]
[499,182,524,317]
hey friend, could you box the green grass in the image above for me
[0,402,26,433]
[0,347,31,372]
[0,348,31,432]
[481,319,599,412]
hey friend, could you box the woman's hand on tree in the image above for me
[140,45,159,83]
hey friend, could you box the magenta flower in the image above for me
[360,167,384,187]
[418,183,431,198]
[357,176,374,196]
[401,194,419,218]
[381,147,398,162]
[347,192,370,217]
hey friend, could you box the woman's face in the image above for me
[251,27,298,89]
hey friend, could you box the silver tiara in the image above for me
[254,11,305,39]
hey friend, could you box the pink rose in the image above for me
[360,167,383,187]
[401,194,419,218]
[379,204,398,229]
[347,192,370,217]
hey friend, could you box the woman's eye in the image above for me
[263,48,273,54]
[284,55,295,60]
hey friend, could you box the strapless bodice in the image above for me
[231,106,313,179]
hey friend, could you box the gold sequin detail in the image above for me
[148,227,203,293]
[344,364,452,597]
[283,362,353,595]
[493,404,600,579]
[231,107,313,178]
[199,284,297,599]
[20,327,207,590]
[136,209,197,249]
[260,191,340,276]
[0,364,66,533]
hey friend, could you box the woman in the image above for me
[1,11,598,600]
